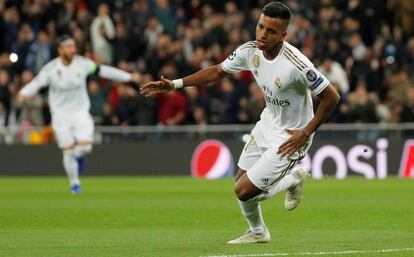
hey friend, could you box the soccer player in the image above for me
[140,2,340,244]
[18,35,141,194]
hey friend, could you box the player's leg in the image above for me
[74,141,93,174]
[73,113,94,174]
[235,169,265,233]
[252,168,307,201]
[228,137,270,244]
[250,144,311,209]
[283,169,309,210]
[62,146,81,194]
[52,118,80,194]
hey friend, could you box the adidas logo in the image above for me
[261,178,270,185]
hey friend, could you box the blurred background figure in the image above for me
[90,3,114,64]
[17,35,141,194]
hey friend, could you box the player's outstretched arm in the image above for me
[140,64,227,97]
[18,69,49,103]
[98,65,141,83]
[139,76,174,97]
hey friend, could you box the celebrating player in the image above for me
[140,1,339,244]
[18,35,141,194]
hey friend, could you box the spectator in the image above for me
[0,0,413,127]
[342,81,379,123]
[157,90,187,125]
[88,79,106,124]
[101,102,119,126]
[0,69,10,119]
[13,24,35,72]
[0,101,6,127]
[25,31,52,73]
[90,3,114,64]
[319,56,350,94]
[114,84,137,126]
[400,87,414,122]
[154,0,176,35]
[112,23,132,64]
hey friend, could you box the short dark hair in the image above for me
[262,1,291,20]
[57,34,74,48]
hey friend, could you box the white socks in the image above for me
[237,171,302,233]
[238,199,265,234]
[63,149,80,186]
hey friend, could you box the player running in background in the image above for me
[141,1,339,244]
[18,35,141,194]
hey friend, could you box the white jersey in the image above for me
[221,41,330,148]
[20,56,96,117]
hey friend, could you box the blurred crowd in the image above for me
[0,0,414,130]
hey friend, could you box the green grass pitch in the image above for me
[0,177,413,257]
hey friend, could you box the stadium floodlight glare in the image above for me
[9,53,18,63]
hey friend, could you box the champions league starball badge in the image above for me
[306,70,317,82]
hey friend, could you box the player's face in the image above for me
[58,42,77,62]
[256,14,288,51]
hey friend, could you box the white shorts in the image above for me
[51,113,94,149]
[238,135,308,191]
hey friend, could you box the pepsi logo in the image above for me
[191,140,234,179]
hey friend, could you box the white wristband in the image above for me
[173,79,184,89]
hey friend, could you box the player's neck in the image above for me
[60,56,72,66]
[263,41,284,60]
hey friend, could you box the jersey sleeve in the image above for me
[19,68,49,97]
[221,43,251,73]
[79,56,98,75]
[299,66,330,95]
[99,65,132,82]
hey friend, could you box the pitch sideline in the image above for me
[201,247,414,257]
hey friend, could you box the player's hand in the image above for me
[16,94,26,104]
[130,72,142,84]
[140,75,174,97]
[277,129,308,158]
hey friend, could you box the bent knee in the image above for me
[235,186,254,202]
[76,144,93,155]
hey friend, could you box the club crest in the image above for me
[252,54,260,68]
[274,77,282,89]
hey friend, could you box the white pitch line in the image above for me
[201,247,414,257]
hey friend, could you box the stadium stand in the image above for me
[0,0,413,129]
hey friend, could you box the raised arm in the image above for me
[140,64,228,97]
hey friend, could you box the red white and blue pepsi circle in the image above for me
[191,139,234,179]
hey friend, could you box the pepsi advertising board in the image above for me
[190,137,414,179]
[1,135,413,177]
